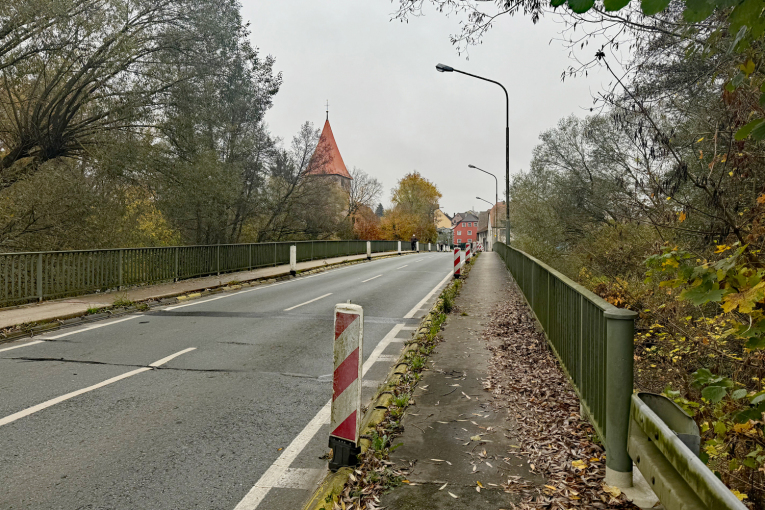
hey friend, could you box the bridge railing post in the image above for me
[604,308,637,487]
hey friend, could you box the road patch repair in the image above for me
[303,251,640,510]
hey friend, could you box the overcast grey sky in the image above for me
[242,1,611,216]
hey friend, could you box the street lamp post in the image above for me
[476,196,494,252]
[470,164,499,250]
[468,165,498,214]
[437,63,509,242]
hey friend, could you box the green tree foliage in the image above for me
[0,0,353,250]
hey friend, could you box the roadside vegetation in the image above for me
[395,0,765,506]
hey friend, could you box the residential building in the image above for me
[490,202,508,244]
[434,209,452,229]
[452,212,479,246]
[476,210,489,251]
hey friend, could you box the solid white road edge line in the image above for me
[235,265,448,509]
[0,340,44,353]
[45,315,140,340]
[403,270,452,319]
[0,347,196,428]
[361,274,382,283]
[283,293,332,311]
[233,323,405,510]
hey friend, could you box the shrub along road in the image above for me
[0,252,453,510]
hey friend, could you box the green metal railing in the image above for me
[0,240,402,308]
[495,242,637,481]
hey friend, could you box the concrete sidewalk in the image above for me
[380,252,543,509]
[0,250,411,331]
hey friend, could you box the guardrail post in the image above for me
[37,253,43,301]
[397,241,401,255]
[290,245,297,275]
[174,247,179,281]
[366,241,371,260]
[579,295,584,400]
[119,249,124,289]
[604,308,638,488]
[216,245,221,275]
[248,244,252,269]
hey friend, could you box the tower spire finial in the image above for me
[325,100,329,121]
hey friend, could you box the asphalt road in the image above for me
[0,252,453,509]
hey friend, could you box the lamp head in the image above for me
[436,63,454,73]
[468,164,476,169]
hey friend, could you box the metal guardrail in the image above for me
[496,242,745,506]
[0,240,401,307]
[629,393,746,510]
[495,242,637,483]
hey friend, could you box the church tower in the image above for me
[305,114,353,191]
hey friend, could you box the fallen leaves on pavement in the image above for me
[483,283,638,509]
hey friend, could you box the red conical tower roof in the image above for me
[306,119,352,179]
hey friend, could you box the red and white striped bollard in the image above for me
[329,303,363,470]
[453,247,461,278]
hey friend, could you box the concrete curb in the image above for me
[0,251,419,345]
[300,253,479,510]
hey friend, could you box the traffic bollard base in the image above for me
[328,437,360,472]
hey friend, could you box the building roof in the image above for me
[457,212,479,222]
[306,119,352,179]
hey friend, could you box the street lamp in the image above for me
[436,63,509,240]
[468,165,498,211]
[476,197,494,252]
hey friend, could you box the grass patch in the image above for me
[409,354,426,372]
[112,297,134,308]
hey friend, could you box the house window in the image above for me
[456,239,461,243]
[456,231,461,235]
[468,230,472,235]
[461,222,465,227]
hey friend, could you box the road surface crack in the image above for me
[0,356,239,372]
